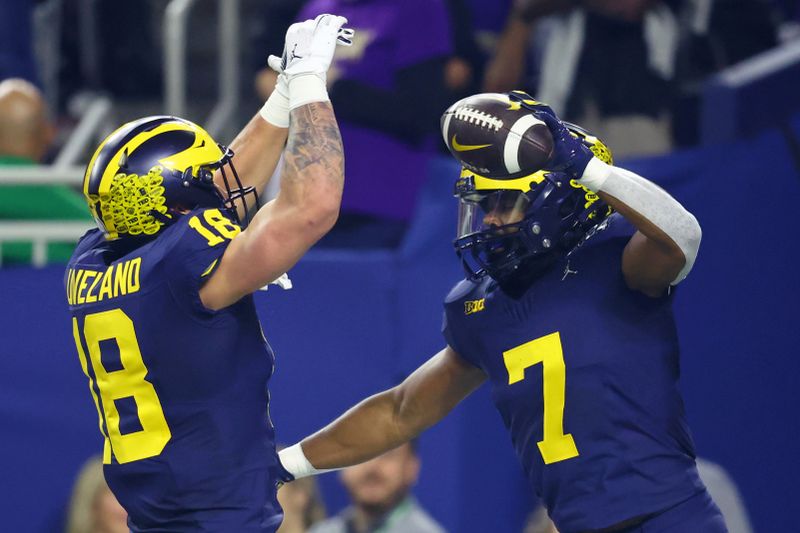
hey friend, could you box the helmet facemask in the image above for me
[213,146,260,227]
[455,188,533,281]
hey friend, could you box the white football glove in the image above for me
[260,14,352,123]
[266,14,353,110]
[268,14,353,78]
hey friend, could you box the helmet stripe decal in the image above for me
[97,123,194,196]
[157,131,224,176]
[473,172,546,193]
[84,116,179,197]
[83,121,139,197]
[504,115,545,175]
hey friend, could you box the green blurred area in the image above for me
[0,156,91,265]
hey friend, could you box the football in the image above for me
[441,93,554,178]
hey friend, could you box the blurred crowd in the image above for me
[0,0,797,255]
[66,443,444,533]
[65,448,754,533]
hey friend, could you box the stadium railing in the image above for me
[0,167,91,267]
[0,166,83,186]
[52,95,113,169]
[0,221,93,267]
[164,0,240,138]
[701,38,800,167]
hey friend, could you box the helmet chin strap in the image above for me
[150,210,175,225]
[495,252,561,298]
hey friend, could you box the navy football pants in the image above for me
[620,490,728,533]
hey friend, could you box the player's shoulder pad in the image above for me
[157,207,241,280]
[582,213,636,249]
[444,277,489,307]
[166,207,240,250]
[442,277,489,365]
[67,228,105,267]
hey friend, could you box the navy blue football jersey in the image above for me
[443,214,705,532]
[66,208,282,532]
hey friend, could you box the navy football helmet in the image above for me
[83,115,258,240]
[453,123,614,282]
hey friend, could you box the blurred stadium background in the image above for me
[1,1,799,532]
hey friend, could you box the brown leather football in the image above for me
[441,93,554,178]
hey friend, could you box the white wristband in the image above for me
[279,443,337,480]
[577,157,613,192]
[288,74,329,110]
[259,84,290,128]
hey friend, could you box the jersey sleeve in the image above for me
[441,304,481,369]
[161,208,241,314]
[441,278,485,368]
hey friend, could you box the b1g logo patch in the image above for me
[464,298,485,315]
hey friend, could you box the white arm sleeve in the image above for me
[579,158,702,284]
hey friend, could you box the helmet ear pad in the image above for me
[516,180,579,254]
[163,167,225,214]
[518,176,612,256]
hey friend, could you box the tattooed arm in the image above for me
[213,13,350,210]
[212,114,288,201]
[200,101,344,310]
[278,102,344,211]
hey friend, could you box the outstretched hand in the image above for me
[507,91,594,179]
[275,456,296,489]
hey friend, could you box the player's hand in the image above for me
[507,90,594,179]
[275,456,295,489]
[267,14,353,83]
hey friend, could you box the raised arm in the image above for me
[593,170,701,297]
[514,93,702,297]
[279,346,486,477]
[571,153,701,297]
[214,16,351,211]
[214,114,287,198]
[200,15,349,310]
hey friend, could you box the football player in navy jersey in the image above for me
[278,92,727,532]
[66,14,352,533]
